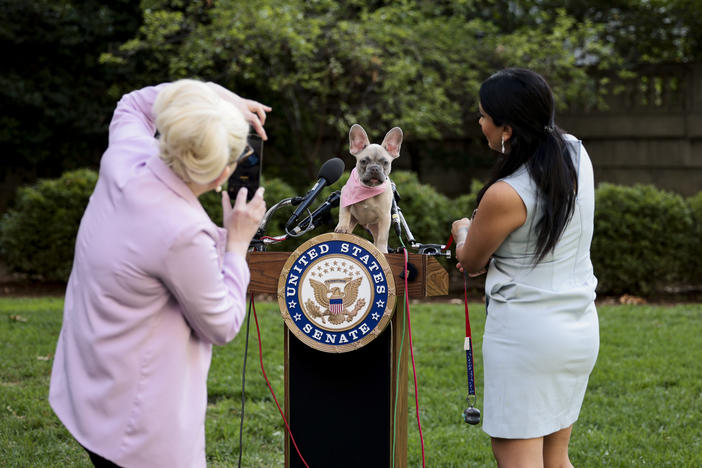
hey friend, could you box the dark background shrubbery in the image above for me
[0,169,98,282]
[592,183,696,295]
[1,169,700,297]
[686,191,702,282]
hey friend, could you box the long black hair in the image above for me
[477,68,577,263]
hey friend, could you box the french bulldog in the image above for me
[334,124,402,253]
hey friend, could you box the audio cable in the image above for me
[237,294,310,468]
[237,295,254,468]
[391,240,426,468]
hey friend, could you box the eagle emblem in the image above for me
[278,234,395,353]
[305,277,367,325]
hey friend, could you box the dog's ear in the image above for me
[381,127,403,158]
[349,124,370,156]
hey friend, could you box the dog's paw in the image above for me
[334,225,349,234]
[375,243,389,254]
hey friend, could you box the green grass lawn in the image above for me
[1,298,701,467]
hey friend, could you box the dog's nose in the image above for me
[368,165,384,176]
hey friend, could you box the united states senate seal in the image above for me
[278,233,396,353]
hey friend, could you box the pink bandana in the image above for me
[340,168,387,207]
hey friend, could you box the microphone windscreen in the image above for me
[317,157,345,184]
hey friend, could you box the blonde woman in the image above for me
[49,80,271,468]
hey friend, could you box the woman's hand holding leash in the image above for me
[451,218,487,276]
[452,218,471,274]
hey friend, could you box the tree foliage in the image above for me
[2,0,700,203]
[525,0,702,66]
[0,0,142,210]
[99,0,618,182]
[0,1,141,161]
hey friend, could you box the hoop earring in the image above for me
[501,136,505,154]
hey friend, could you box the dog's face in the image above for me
[349,124,403,187]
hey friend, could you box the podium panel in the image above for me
[286,325,392,467]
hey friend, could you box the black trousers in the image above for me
[84,447,121,468]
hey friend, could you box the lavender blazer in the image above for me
[49,84,249,467]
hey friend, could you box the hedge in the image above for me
[592,183,695,295]
[0,169,98,281]
[1,169,700,296]
[686,191,702,281]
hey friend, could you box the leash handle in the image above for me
[463,273,476,399]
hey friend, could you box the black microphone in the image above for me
[285,158,345,230]
[291,191,341,234]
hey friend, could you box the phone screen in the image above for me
[227,134,263,202]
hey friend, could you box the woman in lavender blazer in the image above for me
[49,80,271,468]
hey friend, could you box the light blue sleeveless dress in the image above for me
[482,135,600,439]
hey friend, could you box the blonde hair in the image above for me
[153,79,249,185]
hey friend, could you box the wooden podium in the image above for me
[246,244,448,468]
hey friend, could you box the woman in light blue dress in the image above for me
[452,68,599,467]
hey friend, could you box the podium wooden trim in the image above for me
[246,248,448,467]
[247,251,448,298]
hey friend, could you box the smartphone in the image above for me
[227,134,263,202]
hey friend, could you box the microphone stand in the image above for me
[250,191,341,251]
[391,184,451,258]
[289,191,340,235]
[250,197,295,252]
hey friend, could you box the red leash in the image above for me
[402,247,426,467]
[251,295,310,467]
[444,233,454,251]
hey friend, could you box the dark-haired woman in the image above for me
[451,68,599,468]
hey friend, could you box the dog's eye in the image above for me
[361,158,369,165]
[382,160,388,166]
